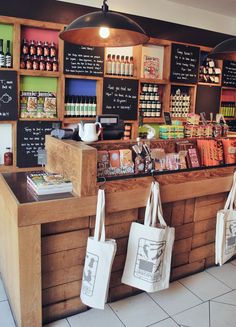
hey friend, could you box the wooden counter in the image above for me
[0,137,236,326]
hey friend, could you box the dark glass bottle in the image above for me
[0,39,4,68]
[52,57,58,72]
[39,56,45,71]
[32,55,39,70]
[50,42,57,58]
[26,54,32,70]
[4,147,13,166]
[22,39,29,55]
[46,56,52,71]
[43,41,50,57]
[29,40,36,56]
[20,55,26,69]
[5,40,12,68]
[36,41,43,56]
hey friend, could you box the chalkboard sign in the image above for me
[170,43,200,84]
[64,42,104,76]
[0,70,17,120]
[222,61,236,88]
[103,78,138,120]
[195,85,221,120]
[17,121,60,168]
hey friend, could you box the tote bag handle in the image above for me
[144,182,167,227]
[224,172,236,210]
[94,189,106,242]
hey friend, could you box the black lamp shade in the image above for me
[59,10,149,47]
[208,37,236,61]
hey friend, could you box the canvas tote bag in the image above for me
[215,172,236,266]
[122,181,175,293]
[80,189,117,309]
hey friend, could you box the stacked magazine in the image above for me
[27,171,73,195]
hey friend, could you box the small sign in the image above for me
[0,70,18,120]
[170,43,200,84]
[164,112,172,125]
[222,61,236,88]
[64,43,104,76]
[103,77,138,120]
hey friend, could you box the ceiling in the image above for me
[168,0,236,18]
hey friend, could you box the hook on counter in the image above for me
[99,176,106,190]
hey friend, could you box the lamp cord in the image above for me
[102,0,109,12]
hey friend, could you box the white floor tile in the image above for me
[110,292,168,327]
[68,305,124,327]
[179,271,231,301]
[0,301,16,327]
[206,263,236,289]
[44,319,70,327]
[212,289,236,306]
[210,301,236,327]
[172,302,209,327]
[0,279,7,301]
[149,317,179,327]
[149,281,202,316]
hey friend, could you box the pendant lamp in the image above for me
[59,0,149,47]
[208,37,236,61]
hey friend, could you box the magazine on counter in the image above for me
[27,171,73,195]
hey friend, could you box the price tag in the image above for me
[37,148,47,165]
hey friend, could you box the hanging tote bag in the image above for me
[215,172,236,266]
[122,181,175,293]
[80,189,117,309]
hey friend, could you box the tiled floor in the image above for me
[1,260,236,327]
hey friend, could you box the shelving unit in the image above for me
[0,15,236,171]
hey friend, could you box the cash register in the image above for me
[96,114,124,140]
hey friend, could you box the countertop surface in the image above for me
[2,172,74,204]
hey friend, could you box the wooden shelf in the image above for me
[0,67,15,71]
[64,74,103,81]
[170,82,196,87]
[19,118,60,121]
[139,78,168,85]
[222,86,236,90]
[63,117,96,124]
[198,82,221,87]
[142,117,164,123]
[104,74,138,80]
[19,69,60,77]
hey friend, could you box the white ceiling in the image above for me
[57,0,236,35]
[168,0,236,18]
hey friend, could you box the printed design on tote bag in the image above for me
[134,238,166,283]
[81,252,99,297]
[225,220,236,255]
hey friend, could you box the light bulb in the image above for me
[99,27,110,39]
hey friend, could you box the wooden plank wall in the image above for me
[41,193,227,324]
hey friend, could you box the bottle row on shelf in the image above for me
[105,54,134,77]
[64,96,97,118]
[219,102,236,118]
[0,39,12,68]
[20,54,58,71]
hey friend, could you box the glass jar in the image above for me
[4,147,13,166]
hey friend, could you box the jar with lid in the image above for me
[4,147,13,166]
[148,84,153,93]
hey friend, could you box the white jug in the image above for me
[78,122,102,143]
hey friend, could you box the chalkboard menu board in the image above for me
[170,43,200,84]
[195,85,221,119]
[17,121,60,168]
[222,61,236,88]
[0,70,17,120]
[64,43,104,76]
[103,78,138,120]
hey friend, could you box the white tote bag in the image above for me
[215,172,236,266]
[122,181,175,293]
[80,189,117,309]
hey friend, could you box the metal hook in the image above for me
[151,170,157,183]
[99,176,106,190]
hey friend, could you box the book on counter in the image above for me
[27,171,73,195]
